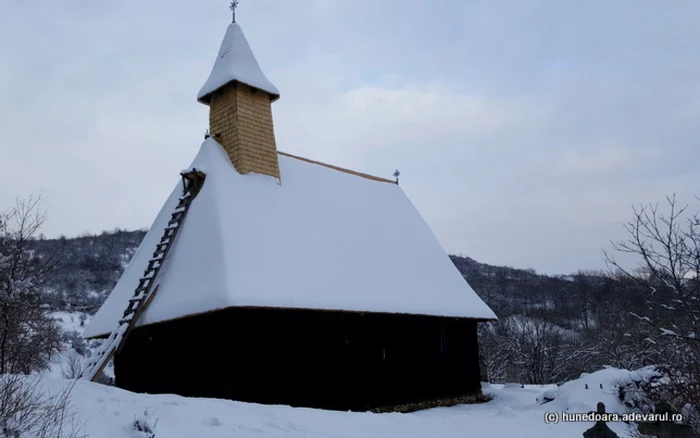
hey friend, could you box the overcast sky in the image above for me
[1,0,699,275]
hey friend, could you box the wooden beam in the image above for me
[277,151,397,185]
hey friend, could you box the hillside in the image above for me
[31,229,146,312]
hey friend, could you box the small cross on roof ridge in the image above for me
[229,0,239,23]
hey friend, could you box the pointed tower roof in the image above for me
[197,22,280,104]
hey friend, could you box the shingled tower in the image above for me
[197,4,281,178]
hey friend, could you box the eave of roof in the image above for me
[84,305,497,339]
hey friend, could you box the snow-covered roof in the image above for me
[82,139,496,339]
[197,23,279,103]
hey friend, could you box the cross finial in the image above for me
[229,0,239,23]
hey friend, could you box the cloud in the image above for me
[557,146,660,175]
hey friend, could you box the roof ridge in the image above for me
[278,151,397,185]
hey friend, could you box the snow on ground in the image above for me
[39,314,644,437]
[44,311,115,381]
[536,366,659,415]
[35,368,645,438]
[51,311,90,334]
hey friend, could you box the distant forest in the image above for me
[32,229,146,312]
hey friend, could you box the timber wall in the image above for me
[115,307,483,411]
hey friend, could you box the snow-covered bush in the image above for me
[0,375,85,438]
[612,366,666,414]
[0,195,63,375]
[62,331,88,357]
[644,363,700,433]
[479,315,593,384]
[133,409,157,438]
[536,367,661,415]
[59,351,84,380]
[605,195,700,434]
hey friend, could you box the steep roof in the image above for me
[197,23,279,104]
[82,139,496,339]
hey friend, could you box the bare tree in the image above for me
[60,350,85,380]
[477,323,510,383]
[604,194,700,342]
[479,316,595,384]
[591,305,672,370]
[511,317,594,384]
[571,271,597,331]
[0,194,62,374]
[604,194,700,432]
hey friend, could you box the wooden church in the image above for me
[82,7,497,412]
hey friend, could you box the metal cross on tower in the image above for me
[230,0,239,23]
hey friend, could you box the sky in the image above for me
[0,0,699,275]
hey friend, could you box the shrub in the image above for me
[0,374,85,438]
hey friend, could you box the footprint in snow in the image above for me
[205,417,222,427]
[161,400,181,406]
[234,425,268,435]
[496,406,517,417]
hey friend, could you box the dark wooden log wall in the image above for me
[115,307,482,411]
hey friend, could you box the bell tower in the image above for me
[197,2,281,179]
